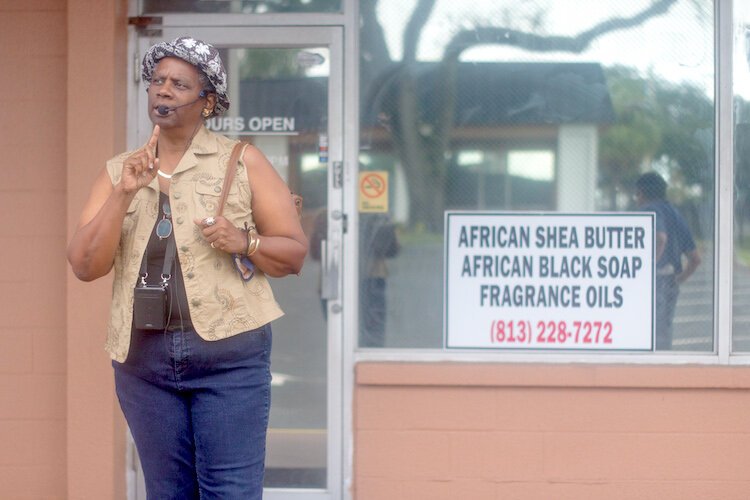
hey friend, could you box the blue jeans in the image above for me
[655,275,679,350]
[113,324,272,500]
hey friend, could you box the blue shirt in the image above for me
[641,199,696,274]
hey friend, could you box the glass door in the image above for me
[134,27,344,500]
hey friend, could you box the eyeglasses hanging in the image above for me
[156,202,172,240]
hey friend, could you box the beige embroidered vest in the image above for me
[105,126,283,362]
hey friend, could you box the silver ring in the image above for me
[204,216,216,227]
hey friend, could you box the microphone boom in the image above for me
[156,93,206,116]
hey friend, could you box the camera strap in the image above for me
[138,237,177,287]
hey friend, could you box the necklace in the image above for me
[156,122,202,181]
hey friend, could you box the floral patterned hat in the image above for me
[142,36,229,116]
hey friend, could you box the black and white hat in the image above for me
[142,36,229,116]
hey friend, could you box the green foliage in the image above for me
[599,65,713,208]
[262,0,340,13]
[144,0,340,14]
[652,82,714,187]
[237,49,307,80]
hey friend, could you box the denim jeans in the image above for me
[113,324,272,500]
[655,274,679,350]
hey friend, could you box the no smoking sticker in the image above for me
[359,171,389,212]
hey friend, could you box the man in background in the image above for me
[635,172,702,350]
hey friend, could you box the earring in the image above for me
[202,108,211,118]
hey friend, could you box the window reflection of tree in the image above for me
[360,0,713,233]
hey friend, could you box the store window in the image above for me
[359,0,715,351]
[734,0,750,352]
[140,0,341,14]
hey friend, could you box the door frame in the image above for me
[131,26,346,500]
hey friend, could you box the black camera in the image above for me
[133,285,168,330]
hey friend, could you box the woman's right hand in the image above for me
[67,125,162,281]
[120,125,160,193]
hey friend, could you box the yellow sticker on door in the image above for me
[359,171,389,212]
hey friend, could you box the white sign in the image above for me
[444,212,654,351]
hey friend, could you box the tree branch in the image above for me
[444,0,679,59]
[403,0,437,62]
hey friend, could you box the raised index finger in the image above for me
[146,125,160,149]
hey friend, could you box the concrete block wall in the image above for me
[355,363,750,500]
[0,1,68,498]
[66,0,129,498]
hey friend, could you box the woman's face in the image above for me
[147,57,212,128]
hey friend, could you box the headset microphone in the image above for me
[156,90,208,116]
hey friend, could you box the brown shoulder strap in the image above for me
[218,141,304,219]
[217,141,246,216]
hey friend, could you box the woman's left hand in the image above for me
[193,216,247,254]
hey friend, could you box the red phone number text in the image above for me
[489,320,613,346]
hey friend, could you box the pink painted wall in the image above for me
[66,0,129,499]
[0,1,69,498]
[355,363,750,500]
[0,0,128,498]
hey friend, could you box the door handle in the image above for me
[320,238,340,301]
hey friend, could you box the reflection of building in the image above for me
[215,63,615,219]
[362,62,614,215]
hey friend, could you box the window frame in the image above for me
[352,0,748,366]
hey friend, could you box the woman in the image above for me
[67,37,307,499]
